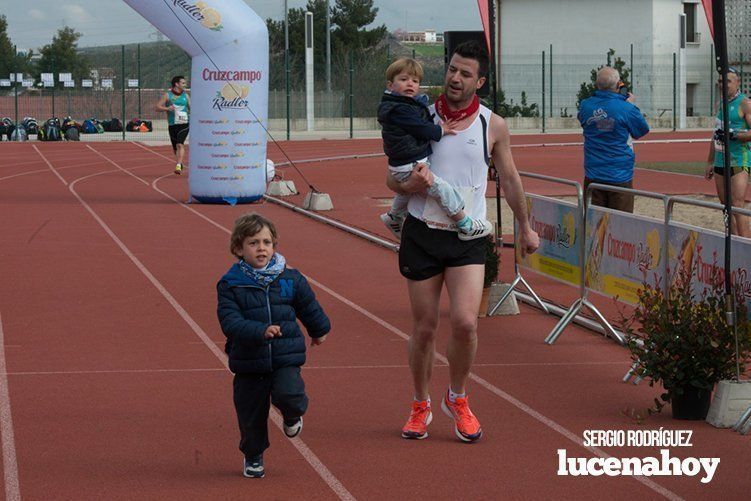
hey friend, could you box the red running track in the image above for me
[0,137,749,500]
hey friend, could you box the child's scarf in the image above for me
[238,252,286,288]
[435,94,479,121]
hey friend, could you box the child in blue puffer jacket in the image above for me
[217,213,331,479]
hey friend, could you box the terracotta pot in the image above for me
[478,286,491,317]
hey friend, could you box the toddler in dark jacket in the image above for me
[378,57,492,241]
[217,213,331,478]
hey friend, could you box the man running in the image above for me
[156,75,190,175]
[386,41,539,442]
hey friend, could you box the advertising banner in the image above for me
[516,194,581,286]
[584,207,663,304]
[123,0,269,204]
[669,222,751,318]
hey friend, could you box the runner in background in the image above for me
[155,75,190,175]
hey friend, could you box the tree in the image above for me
[331,0,387,51]
[576,48,631,109]
[0,15,34,81]
[35,27,91,87]
[266,0,387,91]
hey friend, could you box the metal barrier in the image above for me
[488,171,579,316]
[543,183,671,345]
[621,194,751,390]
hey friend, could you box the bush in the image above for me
[622,260,751,411]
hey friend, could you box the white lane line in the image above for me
[5,368,226,376]
[48,146,356,501]
[0,314,21,501]
[3,360,626,375]
[139,143,681,500]
[31,144,68,186]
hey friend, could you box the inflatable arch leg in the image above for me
[123,0,269,204]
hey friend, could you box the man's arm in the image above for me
[626,102,650,139]
[155,93,171,113]
[385,163,433,195]
[490,114,539,256]
[738,98,751,142]
[705,134,716,179]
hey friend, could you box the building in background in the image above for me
[494,0,749,123]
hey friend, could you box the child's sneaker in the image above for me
[441,392,482,442]
[401,399,432,439]
[380,212,406,240]
[243,454,265,478]
[457,218,492,241]
[174,163,183,175]
[283,416,303,438]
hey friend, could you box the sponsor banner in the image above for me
[21,80,33,88]
[669,221,751,318]
[127,79,139,88]
[63,81,75,88]
[101,79,113,89]
[0,80,10,87]
[81,79,93,88]
[40,73,53,83]
[58,73,72,82]
[584,207,663,304]
[123,0,269,202]
[43,80,54,88]
[516,194,581,286]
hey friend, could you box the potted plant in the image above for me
[479,235,500,317]
[622,262,751,420]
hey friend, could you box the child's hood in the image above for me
[383,89,430,107]
[220,263,258,287]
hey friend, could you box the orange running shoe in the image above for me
[441,392,482,442]
[401,400,432,439]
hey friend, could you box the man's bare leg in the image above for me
[443,264,484,394]
[715,172,750,236]
[406,274,443,400]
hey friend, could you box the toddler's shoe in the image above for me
[457,218,492,241]
[283,416,303,438]
[380,212,406,240]
[243,454,264,478]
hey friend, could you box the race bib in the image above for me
[175,108,189,125]
[422,186,476,230]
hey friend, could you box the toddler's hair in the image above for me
[385,58,424,82]
[230,213,278,256]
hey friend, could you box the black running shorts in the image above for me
[398,214,486,281]
[168,123,189,152]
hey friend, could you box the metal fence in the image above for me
[2,41,747,142]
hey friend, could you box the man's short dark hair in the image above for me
[171,75,185,87]
[451,41,489,79]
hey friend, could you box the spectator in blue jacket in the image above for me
[378,57,492,241]
[578,67,650,213]
[217,213,331,479]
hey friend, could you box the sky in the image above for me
[1,0,482,52]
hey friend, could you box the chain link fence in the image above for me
[2,41,745,142]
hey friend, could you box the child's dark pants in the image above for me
[233,366,308,458]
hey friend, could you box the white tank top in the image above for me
[408,104,491,230]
